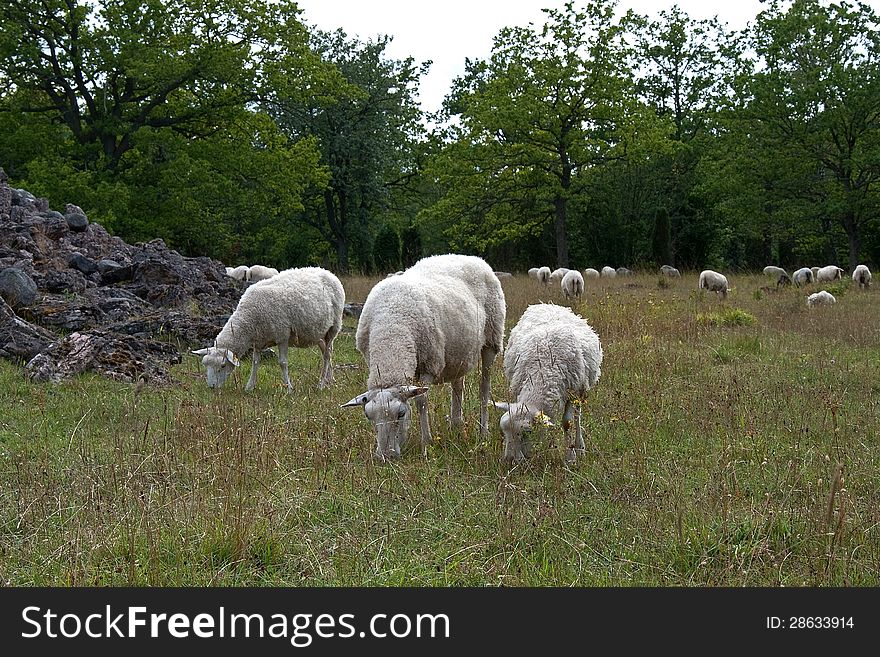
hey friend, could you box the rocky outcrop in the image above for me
[0,168,244,383]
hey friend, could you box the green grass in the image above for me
[1,271,879,586]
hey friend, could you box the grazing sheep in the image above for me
[528,267,540,281]
[601,266,616,278]
[494,303,603,463]
[811,266,820,280]
[341,254,506,460]
[698,269,729,298]
[616,267,633,276]
[226,265,248,281]
[584,268,600,280]
[561,269,584,299]
[807,290,836,307]
[777,273,792,287]
[192,267,344,391]
[494,271,513,280]
[792,267,814,286]
[538,266,551,285]
[762,266,788,279]
[549,267,570,283]
[816,265,845,283]
[246,264,280,282]
[660,265,681,278]
[853,264,872,289]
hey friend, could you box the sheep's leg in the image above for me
[562,399,583,463]
[478,346,497,437]
[415,377,433,455]
[245,348,261,391]
[278,341,292,392]
[449,377,464,428]
[318,325,338,389]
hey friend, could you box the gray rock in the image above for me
[65,212,89,232]
[67,252,98,275]
[0,267,38,308]
[0,297,56,361]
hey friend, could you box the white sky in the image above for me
[293,1,875,114]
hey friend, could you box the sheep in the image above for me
[816,265,845,283]
[494,271,513,280]
[616,267,633,276]
[246,264,280,282]
[777,273,792,287]
[584,268,600,280]
[660,265,681,278]
[853,264,872,289]
[549,267,570,283]
[494,303,602,463]
[698,269,729,298]
[192,267,344,391]
[537,266,551,285]
[226,265,248,281]
[527,267,540,281]
[811,266,820,280]
[601,266,616,278]
[807,290,836,307]
[792,267,814,286]
[341,254,506,460]
[762,265,787,279]
[561,269,584,299]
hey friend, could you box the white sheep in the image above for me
[762,266,788,279]
[852,264,872,289]
[527,267,540,281]
[616,267,633,276]
[538,266,551,285]
[816,265,845,283]
[561,269,584,299]
[601,266,616,278]
[246,264,280,282]
[192,267,344,391]
[811,266,820,280]
[226,265,248,281]
[584,268,600,280]
[807,290,837,307]
[660,265,681,277]
[698,269,729,298]
[494,303,602,463]
[549,267,570,283]
[341,254,506,460]
[792,267,814,286]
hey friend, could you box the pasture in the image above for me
[1,271,878,586]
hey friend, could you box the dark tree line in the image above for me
[1,0,878,273]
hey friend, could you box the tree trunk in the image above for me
[555,156,572,268]
[841,209,860,271]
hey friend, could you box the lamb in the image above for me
[226,265,248,281]
[549,267,570,283]
[192,267,344,391]
[494,303,603,463]
[561,269,584,299]
[660,265,681,277]
[852,264,872,289]
[537,266,551,285]
[792,267,813,286]
[698,269,729,298]
[341,254,506,460]
[584,268,600,280]
[246,264,280,282]
[816,265,845,283]
[601,266,616,278]
[807,290,836,307]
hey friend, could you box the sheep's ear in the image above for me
[224,350,240,367]
[191,348,210,356]
[399,385,429,400]
[492,401,511,412]
[341,392,371,408]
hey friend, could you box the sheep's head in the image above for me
[341,385,428,460]
[191,346,240,388]
[492,401,554,462]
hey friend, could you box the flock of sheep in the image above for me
[195,256,871,463]
[196,255,603,463]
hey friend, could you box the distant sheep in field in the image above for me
[816,265,845,283]
[601,266,616,278]
[762,266,788,279]
[549,267,570,283]
[698,269,729,298]
[246,264,280,282]
[341,254,506,461]
[528,268,540,280]
[807,290,836,307]
[193,267,344,391]
[777,273,792,287]
[561,269,584,299]
[494,303,603,463]
[584,268,600,280]
[538,266,551,285]
[494,271,513,280]
[616,267,633,276]
[811,266,820,280]
[226,265,248,281]
[792,267,814,286]
[853,264,872,289]
[660,265,680,278]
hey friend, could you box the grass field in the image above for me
[1,271,878,586]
